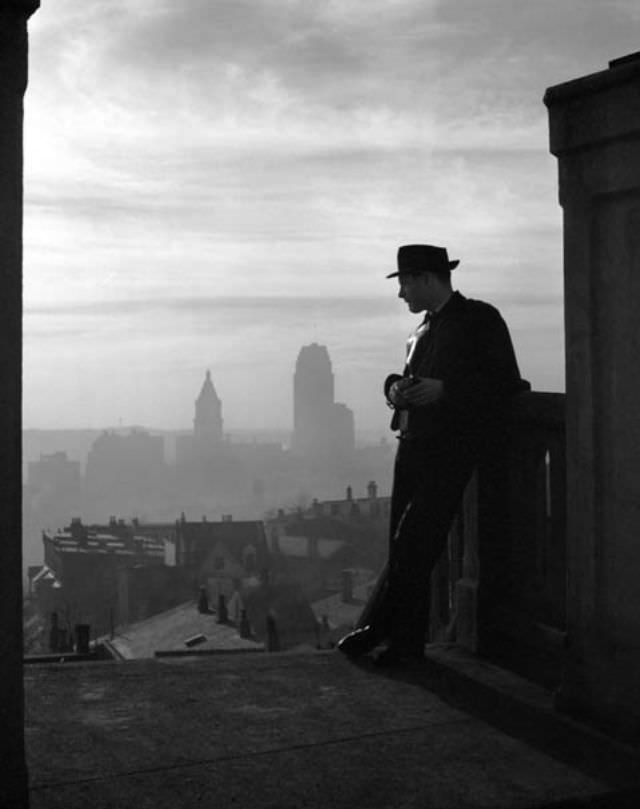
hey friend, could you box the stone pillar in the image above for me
[0,0,39,807]
[0,3,39,806]
[545,52,640,737]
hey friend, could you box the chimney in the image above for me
[368,480,380,517]
[266,613,280,652]
[217,594,228,623]
[75,624,90,654]
[49,612,59,653]
[308,535,318,560]
[346,485,353,502]
[70,517,85,545]
[341,569,354,603]
[239,609,251,639]
[197,586,209,614]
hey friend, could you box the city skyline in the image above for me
[24,352,359,441]
[23,1,639,431]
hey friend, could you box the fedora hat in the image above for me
[386,244,460,278]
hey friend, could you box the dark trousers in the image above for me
[359,432,478,650]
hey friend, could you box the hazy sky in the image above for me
[22,0,639,433]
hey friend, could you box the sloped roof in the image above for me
[177,520,269,567]
[108,601,263,659]
[44,529,164,558]
[31,564,63,589]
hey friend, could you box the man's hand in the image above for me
[401,377,444,406]
[388,378,413,408]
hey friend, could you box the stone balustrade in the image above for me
[431,391,567,689]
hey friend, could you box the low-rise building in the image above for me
[265,482,390,592]
[174,514,270,604]
[33,517,168,641]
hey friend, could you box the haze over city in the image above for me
[22,0,640,432]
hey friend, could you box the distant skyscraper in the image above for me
[292,343,355,457]
[194,369,223,445]
[293,343,334,453]
[176,370,225,469]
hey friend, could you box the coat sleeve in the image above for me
[435,306,527,423]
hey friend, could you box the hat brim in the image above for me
[386,259,459,278]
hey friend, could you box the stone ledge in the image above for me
[422,644,640,789]
[24,651,640,808]
[544,53,640,107]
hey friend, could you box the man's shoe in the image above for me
[336,626,380,657]
[373,645,424,668]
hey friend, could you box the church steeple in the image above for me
[194,369,223,443]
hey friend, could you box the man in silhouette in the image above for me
[338,244,526,666]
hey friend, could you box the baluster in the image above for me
[547,434,567,629]
[454,470,479,651]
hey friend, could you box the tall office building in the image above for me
[194,369,223,445]
[292,343,355,457]
[177,370,224,467]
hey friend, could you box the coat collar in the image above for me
[430,290,465,322]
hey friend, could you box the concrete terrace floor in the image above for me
[24,648,640,809]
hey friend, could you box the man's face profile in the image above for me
[397,273,431,313]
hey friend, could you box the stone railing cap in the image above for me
[544,51,640,108]
[544,53,640,157]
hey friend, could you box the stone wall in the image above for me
[545,52,640,738]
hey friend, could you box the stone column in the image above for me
[0,2,39,807]
[545,52,640,737]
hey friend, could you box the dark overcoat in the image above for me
[384,290,526,443]
[360,291,527,648]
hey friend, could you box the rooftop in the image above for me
[25,647,640,808]
[311,574,374,633]
[277,534,345,559]
[45,529,165,558]
[106,601,264,659]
